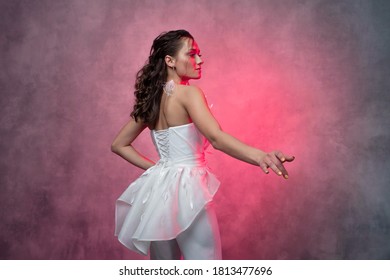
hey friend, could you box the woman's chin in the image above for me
[186,73,202,80]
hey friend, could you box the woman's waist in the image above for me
[156,154,206,167]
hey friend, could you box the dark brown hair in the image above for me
[131,30,194,128]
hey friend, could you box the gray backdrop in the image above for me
[1,0,389,259]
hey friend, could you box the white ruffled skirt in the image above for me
[115,160,220,256]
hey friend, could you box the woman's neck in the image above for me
[167,75,189,85]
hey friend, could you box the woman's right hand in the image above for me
[111,118,155,170]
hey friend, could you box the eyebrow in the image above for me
[187,48,201,53]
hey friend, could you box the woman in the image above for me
[111,30,294,260]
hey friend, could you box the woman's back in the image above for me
[154,82,194,131]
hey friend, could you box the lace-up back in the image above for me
[153,129,170,159]
[151,123,208,165]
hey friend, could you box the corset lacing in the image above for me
[154,129,170,159]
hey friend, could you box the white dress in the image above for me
[115,123,220,256]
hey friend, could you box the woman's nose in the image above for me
[195,55,203,65]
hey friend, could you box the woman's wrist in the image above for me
[251,149,266,166]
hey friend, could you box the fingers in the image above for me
[283,154,295,162]
[261,153,285,178]
[260,162,270,174]
[269,153,289,179]
[275,151,295,163]
[261,151,294,179]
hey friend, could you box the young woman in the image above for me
[111,30,294,260]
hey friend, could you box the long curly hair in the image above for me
[131,30,193,128]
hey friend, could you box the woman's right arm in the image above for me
[181,86,294,178]
[111,118,155,170]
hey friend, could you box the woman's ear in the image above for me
[165,55,175,68]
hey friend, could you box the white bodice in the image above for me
[151,123,208,166]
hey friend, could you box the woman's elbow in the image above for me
[210,137,222,151]
[208,131,223,151]
[212,141,224,151]
[111,143,120,154]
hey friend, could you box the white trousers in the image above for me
[150,203,222,260]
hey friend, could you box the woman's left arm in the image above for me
[111,118,155,170]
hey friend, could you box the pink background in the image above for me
[1,0,389,259]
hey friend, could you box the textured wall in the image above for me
[1,0,389,260]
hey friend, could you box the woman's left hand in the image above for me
[258,151,295,179]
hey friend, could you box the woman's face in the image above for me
[174,38,203,81]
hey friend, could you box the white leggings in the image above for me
[150,204,222,260]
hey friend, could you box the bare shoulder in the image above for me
[176,84,206,105]
[186,84,204,95]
